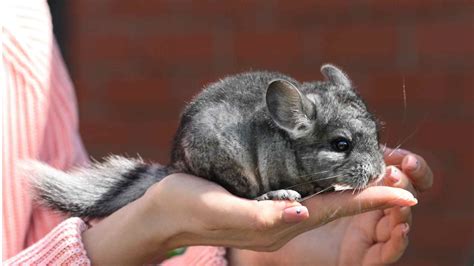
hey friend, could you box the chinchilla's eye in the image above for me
[331,138,352,152]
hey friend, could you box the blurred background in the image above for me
[49,1,473,265]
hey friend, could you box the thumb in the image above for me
[223,198,310,232]
[256,199,311,228]
[303,186,417,225]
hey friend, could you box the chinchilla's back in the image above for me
[179,71,298,120]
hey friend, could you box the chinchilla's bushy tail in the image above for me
[23,156,168,218]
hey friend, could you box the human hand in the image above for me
[83,170,417,265]
[383,147,434,194]
[229,147,433,265]
[148,173,417,251]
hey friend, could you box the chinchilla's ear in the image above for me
[321,64,352,88]
[266,79,315,138]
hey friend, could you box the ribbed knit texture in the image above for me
[4,218,90,265]
[2,1,226,265]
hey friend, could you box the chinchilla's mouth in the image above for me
[333,183,354,191]
[333,173,385,191]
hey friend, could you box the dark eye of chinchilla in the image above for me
[331,138,352,152]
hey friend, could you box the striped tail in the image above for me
[23,156,167,218]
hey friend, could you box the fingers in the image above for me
[376,206,412,242]
[391,206,412,227]
[210,197,306,233]
[248,200,309,230]
[227,185,417,251]
[383,147,434,192]
[382,223,410,264]
[383,166,417,196]
[401,154,434,192]
[218,199,311,251]
[365,223,410,265]
[302,186,417,225]
[282,205,310,223]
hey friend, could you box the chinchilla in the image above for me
[25,64,385,218]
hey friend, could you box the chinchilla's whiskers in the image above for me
[291,169,332,180]
[387,79,428,158]
[351,185,362,212]
[358,192,362,213]
[388,144,403,157]
[383,77,409,157]
[402,75,407,125]
[387,78,408,157]
[316,174,343,181]
[282,174,341,190]
[345,181,366,196]
[309,173,343,182]
[382,143,387,153]
[327,205,342,221]
[358,185,366,213]
[388,118,425,157]
[299,185,335,202]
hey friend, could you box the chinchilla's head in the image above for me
[265,64,385,190]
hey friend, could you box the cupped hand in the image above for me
[229,147,433,265]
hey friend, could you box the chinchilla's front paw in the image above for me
[255,189,301,201]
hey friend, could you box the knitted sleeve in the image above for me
[4,218,90,265]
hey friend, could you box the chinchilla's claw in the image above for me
[255,189,301,201]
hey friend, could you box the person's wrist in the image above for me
[139,175,220,250]
[139,184,184,251]
[82,190,179,264]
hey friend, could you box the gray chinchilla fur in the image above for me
[25,64,385,218]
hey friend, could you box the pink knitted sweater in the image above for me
[3,0,226,264]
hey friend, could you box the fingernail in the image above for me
[398,191,418,206]
[402,223,410,238]
[406,155,419,172]
[283,206,308,223]
[406,197,418,206]
[386,167,400,184]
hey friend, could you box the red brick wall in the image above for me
[64,1,474,265]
